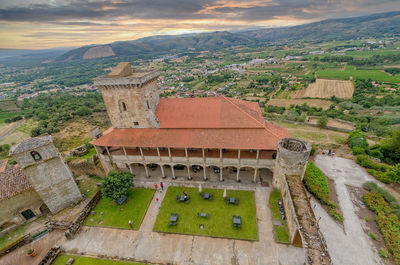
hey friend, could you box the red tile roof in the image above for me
[92,96,289,150]
[156,96,265,128]
[91,127,288,150]
[0,167,32,201]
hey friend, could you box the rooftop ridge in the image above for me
[221,96,267,129]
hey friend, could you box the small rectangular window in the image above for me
[134,121,139,126]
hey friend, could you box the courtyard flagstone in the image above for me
[61,182,306,265]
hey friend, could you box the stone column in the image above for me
[144,164,149,178]
[220,168,223,181]
[157,147,161,161]
[185,148,188,162]
[236,168,240,182]
[256,150,260,166]
[160,165,165,178]
[139,147,144,160]
[253,168,258,183]
[203,166,207,180]
[168,148,172,161]
[187,165,191,180]
[123,147,128,160]
[171,166,176,179]
[128,164,133,174]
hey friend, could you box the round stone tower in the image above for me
[272,138,311,190]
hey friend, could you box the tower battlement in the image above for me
[94,62,160,129]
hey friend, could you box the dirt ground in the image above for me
[294,79,354,99]
[307,117,355,131]
[347,185,394,265]
[266,98,333,110]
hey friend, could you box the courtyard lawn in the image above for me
[84,188,154,230]
[53,254,148,265]
[153,186,258,240]
[269,189,290,244]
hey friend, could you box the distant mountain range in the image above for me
[53,11,400,61]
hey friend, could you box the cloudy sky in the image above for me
[0,0,399,49]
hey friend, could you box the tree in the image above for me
[102,171,134,200]
[318,115,328,128]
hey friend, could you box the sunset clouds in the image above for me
[0,0,398,49]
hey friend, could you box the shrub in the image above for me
[348,130,368,150]
[356,155,387,171]
[328,206,344,221]
[363,181,378,192]
[364,216,370,222]
[366,169,392,183]
[352,146,365,155]
[102,171,134,201]
[318,115,328,128]
[303,161,330,204]
[363,192,392,215]
[387,164,400,183]
[369,232,378,240]
[310,144,317,156]
[379,248,389,259]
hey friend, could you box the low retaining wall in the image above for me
[38,245,61,265]
[0,234,33,257]
[65,190,102,239]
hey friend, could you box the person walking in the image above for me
[128,220,133,228]
[160,182,164,191]
[154,183,158,190]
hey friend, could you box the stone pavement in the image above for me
[314,155,384,265]
[0,230,65,265]
[62,183,306,265]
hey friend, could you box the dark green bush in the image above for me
[303,161,330,204]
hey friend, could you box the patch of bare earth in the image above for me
[307,117,355,131]
[266,99,332,110]
[295,79,354,99]
[347,185,394,265]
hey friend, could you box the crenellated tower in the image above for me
[94,62,160,128]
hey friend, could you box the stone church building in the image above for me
[91,62,290,184]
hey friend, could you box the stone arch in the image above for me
[222,166,239,182]
[189,165,205,181]
[259,167,274,187]
[205,165,221,182]
[239,166,256,183]
[129,163,148,178]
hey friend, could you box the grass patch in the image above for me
[53,254,148,265]
[0,111,24,124]
[317,68,400,83]
[16,119,38,134]
[153,186,258,240]
[84,188,154,230]
[77,175,102,198]
[269,189,290,244]
[0,225,25,251]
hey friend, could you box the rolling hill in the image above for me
[57,11,400,61]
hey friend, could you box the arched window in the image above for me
[272,152,277,159]
[31,151,42,161]
[121,102,127,111]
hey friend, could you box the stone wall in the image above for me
[0,189,43,230]
[13,142,82,214]
[22,157,82,213]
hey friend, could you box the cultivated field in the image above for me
[266,99,332,110]
[296,79,354,99]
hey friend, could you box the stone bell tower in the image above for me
[10,135,82,214]
[94,62,160,128]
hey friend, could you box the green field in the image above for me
[54,254,148,265]
[0,225,25,251]
[317,68,400,83]
[84,188,154,229]
[0,111,24,123]
[345,49,400,58]
[153,186,258,240]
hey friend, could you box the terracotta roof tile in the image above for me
[91,127,289,150]
[0,167,32,201]
[156,96,265,128]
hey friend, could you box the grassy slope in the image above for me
[153,186,258,240]
[269,189,290,243]
[84,188,154,230]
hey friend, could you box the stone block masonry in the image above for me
[10,136,82,214]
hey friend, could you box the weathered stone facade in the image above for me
[0,189,43,229]
[273,138,311,245]
[10,136,82,214]
[94,62,160,128]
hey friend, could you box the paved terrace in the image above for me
[61,180,306,265]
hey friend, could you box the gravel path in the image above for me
[314,155,384,265]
